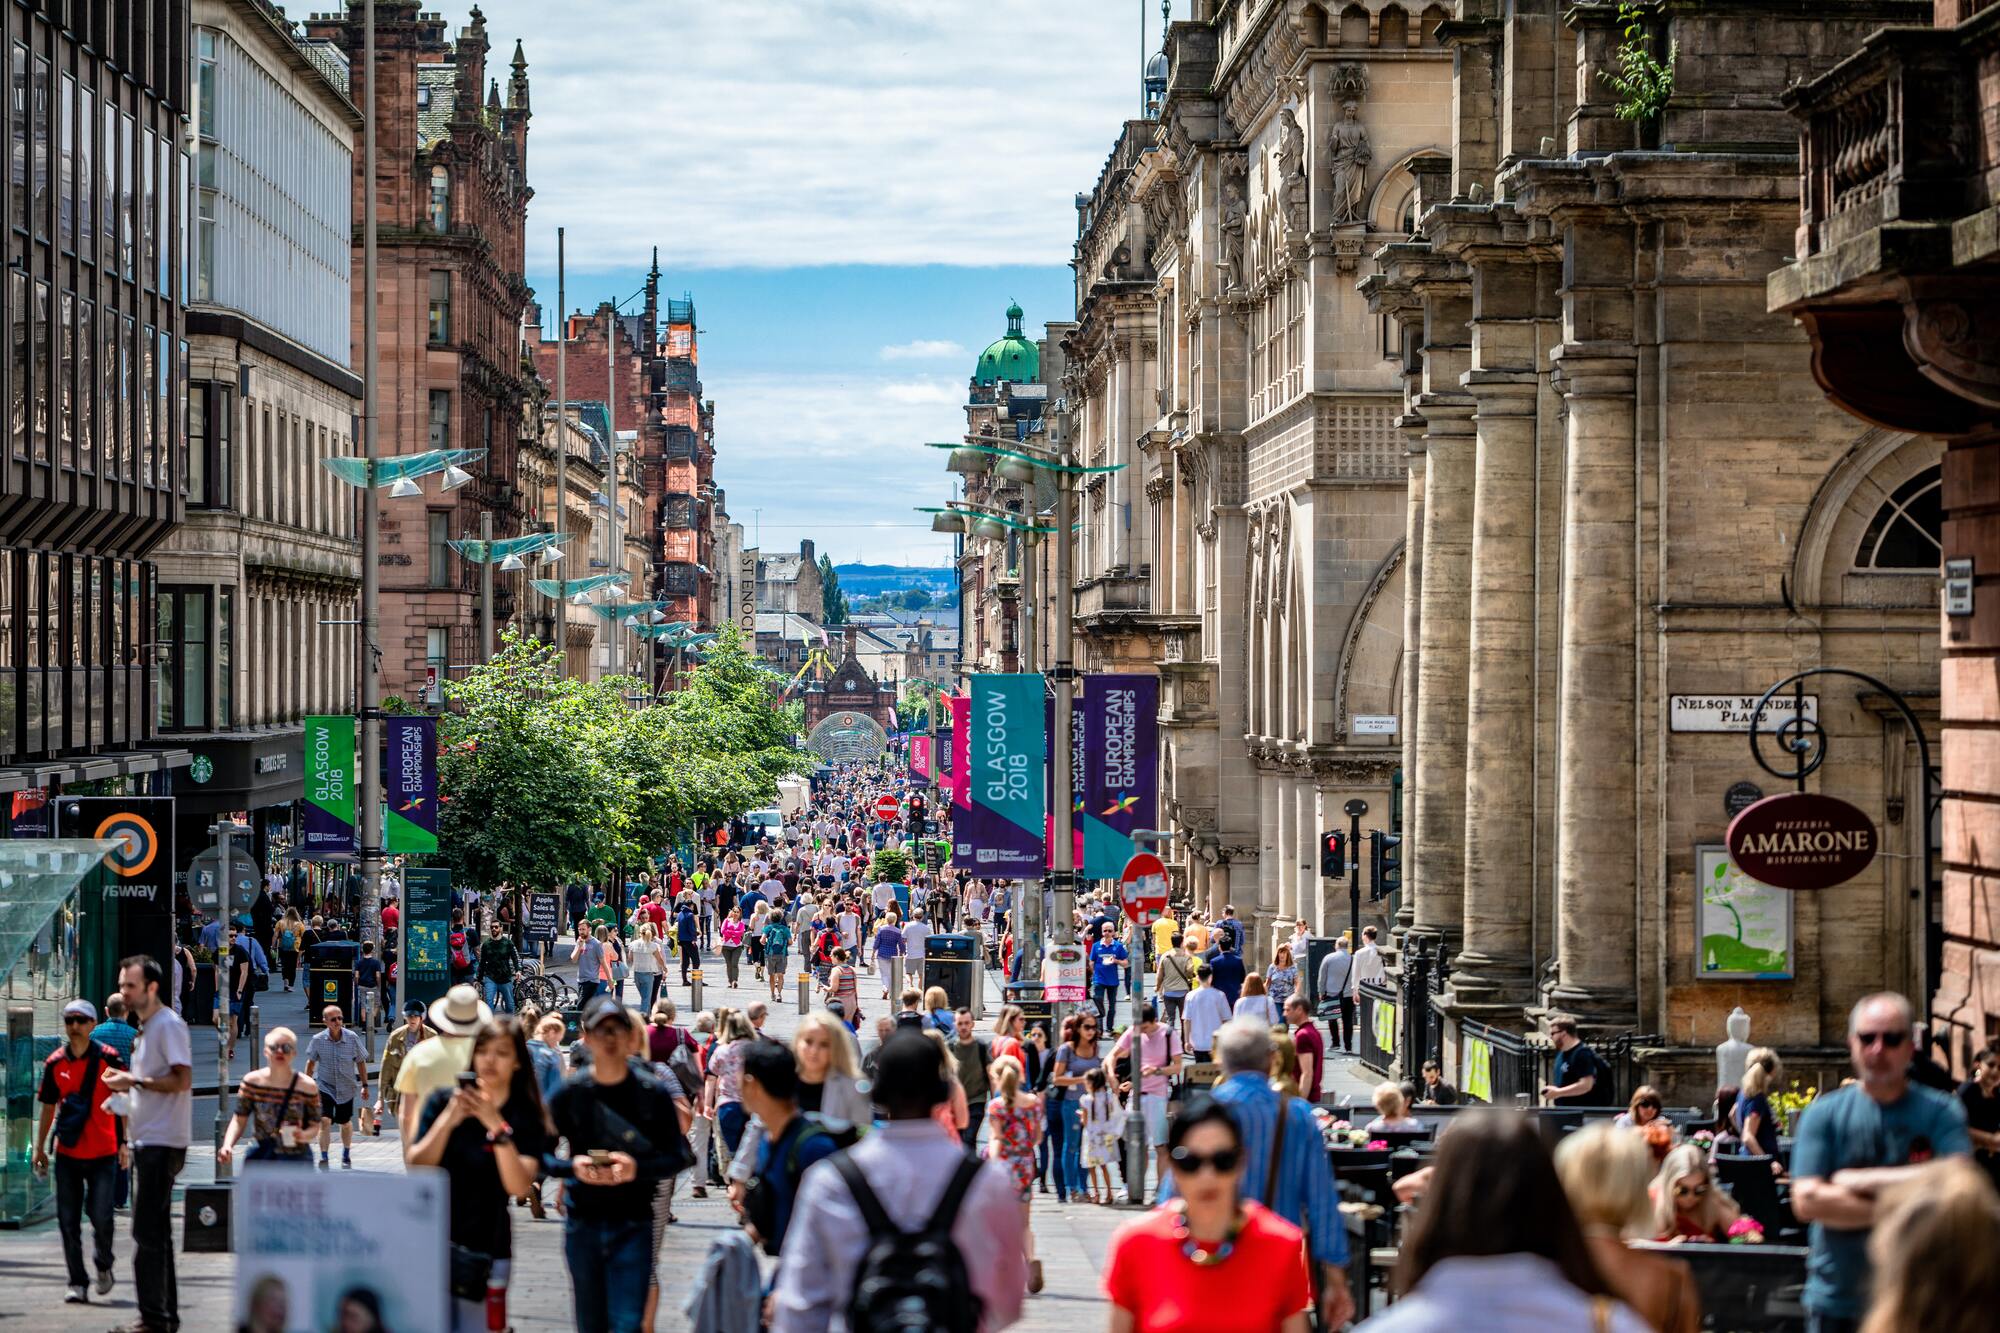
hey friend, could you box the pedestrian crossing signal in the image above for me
[1370,832,1403,900]
[1320,830,1345,877]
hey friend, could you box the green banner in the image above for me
[302,715,357,854]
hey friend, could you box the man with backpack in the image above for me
[771,1028,1025,1332]
[33,999,125,1305]
[735,1040,841,1255]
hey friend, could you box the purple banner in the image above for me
[385,715,439,853]
[1082,674,1160,879]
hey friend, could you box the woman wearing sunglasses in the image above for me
[1102,1096,1313,1332]
[1650,1143,1740,1242]
[217,1027,322,1165]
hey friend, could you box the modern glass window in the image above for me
[33,55,49,241]
[140,326,155,486]
[9,270,24,458]
[156,585,211,732]
[426,627,449,675]
[428,390,450,452]
[1856,465,1944,571]
[58,294,72,470]
[101,102,115,270]
[119,112,133,278]
[58,73,73,250]
[119,315,134,480]
[32,281,47,465]
[11,45,25,233]
[428,270,451,344]
[428,166,449,232]
[77,300,93,473]
[428,511,451,587]
[78,84,92,248]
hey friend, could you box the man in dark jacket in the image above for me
[477,921,521,1014]
[676,903,701,986]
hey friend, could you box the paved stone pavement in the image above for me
[2,956,1379,1330]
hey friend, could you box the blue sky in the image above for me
[467,0,1176,565]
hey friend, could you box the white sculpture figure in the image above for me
[1716,1006,1752,1089]
[1326,99,1372,225]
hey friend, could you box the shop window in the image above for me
[1855,466,1943,571]
[217,588,233,728]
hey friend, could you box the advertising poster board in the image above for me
[233,1167,448,1333]
[523,892,561,943]
[1696,845,1794,979]
[402,867,454,1009]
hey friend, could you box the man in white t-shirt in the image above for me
[836,905,861,953]
[1181,963,1234,1062]
[102,955,192,1333]
[870,879,897,916]
[902,917,930,967]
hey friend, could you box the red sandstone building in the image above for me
[304,3,535,698]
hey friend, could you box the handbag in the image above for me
[245,1074,303,1161]
[53,1047,105,1148]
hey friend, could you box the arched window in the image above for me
[428,166,450,233]
[1854,464,1942,570]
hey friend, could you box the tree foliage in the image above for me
[435,627,806,891]
[1600,3,1675,122]
[819,555,851,625]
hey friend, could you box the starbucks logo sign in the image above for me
[189,755,214,784]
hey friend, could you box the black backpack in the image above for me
[835,1152,982,1333]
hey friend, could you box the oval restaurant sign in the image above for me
[1725,791,1878,890]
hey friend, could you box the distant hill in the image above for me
[833,564,957,596]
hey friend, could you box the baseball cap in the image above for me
[403,999,426,1017]
[581,994,627,1031]
[63,999,98,1021]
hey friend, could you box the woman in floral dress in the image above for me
[985,1054,1048,1294]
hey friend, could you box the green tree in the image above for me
[819,555,851,625]
[870,846,912,884]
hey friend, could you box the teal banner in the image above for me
[402,867,453,1009]
[967,674,1046,878]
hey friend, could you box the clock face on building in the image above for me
[844,679,857,691]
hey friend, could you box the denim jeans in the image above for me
[563,1214,652,1333]
[1057,1096,1086,1197]
[1093,983,1120,1031]
[1040,1097,1064,1199]
[482,978,515,1013]
[55,1153,116,1286]
[636,972,662,1012]
[133,1145,186,1331]
[716,1101,750,1157]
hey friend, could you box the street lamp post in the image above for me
[554,227,567,679]
[359,0,382,957]
[480,510,494,660]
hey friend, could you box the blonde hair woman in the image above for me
[1555,1123,1702,1333]
[1733,1047,1784,1157]
[630,920,667,1013]
[924,1027,970,1139]
[1366,1081,1423,1133]
[1861,1158,2000,1333]
[1651,1143,1740,1242]
[984,1053,1047,1293]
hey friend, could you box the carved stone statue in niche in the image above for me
[1277,107,1309,242]
[1219,177,1247,291]
[1326,99,1372,225]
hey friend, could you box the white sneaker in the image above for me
[95,1267,113,1295]
[64,1286,86,1304]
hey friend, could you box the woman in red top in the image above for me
[1650,1143,1740,1242]
[1103,1096,1312,1332]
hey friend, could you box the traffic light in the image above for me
[1370,831,1403,900]
[1320,829,1345,877]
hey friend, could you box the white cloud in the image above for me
[704,369,965,565]
[880,339,968,362]
[472,0,1149,272]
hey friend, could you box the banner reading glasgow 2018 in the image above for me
[1083,674,1159,879]
[302,714,357,854]
[966,674,1046,878]
[950,694,976,869]
[385,715,439,853]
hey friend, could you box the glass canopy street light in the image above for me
[446,530,575,662]
[323,447,486,493]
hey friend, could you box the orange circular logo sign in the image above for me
[94,812,160,878]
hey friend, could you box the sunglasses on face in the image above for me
[1855,1030,1908,1049]
[268,1042,296,1055]
[1673,1181,1710,1200]
[63,1015,92,1025]
[1170,1146,1241,1175]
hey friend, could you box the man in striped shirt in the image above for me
[1184,1018,1354,1327]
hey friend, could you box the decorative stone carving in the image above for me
[1326,99,1372,226]
[1278,107,1310,245]
[1220,175,1248,293]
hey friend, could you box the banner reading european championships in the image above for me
[1082,674,1160,879]
[966,674,1046,878]
[384,715,439,853]
[302,715,357,854]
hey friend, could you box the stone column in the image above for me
[1275,770,1297,924]
[1294,779,1317,936]
[1452,370,1541,1005]
[1411,403,1474,949]
[1397,443,1426,940]
[1548,344,1640,1020]
[1257,765,1281,925]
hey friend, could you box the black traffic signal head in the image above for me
[1371,831,1403,899]
[1320,830,1345,877]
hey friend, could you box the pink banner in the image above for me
[911,734,933,783]
[950,694,974,869]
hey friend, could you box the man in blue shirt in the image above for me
[1168,1018,1351,1327]
[1792,992,1970,1331]
[1089,920,1129,1031]
[1203,937,1246,1008]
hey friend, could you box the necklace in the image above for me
[1170,1202,1244,1266]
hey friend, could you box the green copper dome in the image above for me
[973,302,1040,386]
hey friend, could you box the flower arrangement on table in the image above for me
[1726,1216,1765,1245]
[1688,1129,1717,1153]
[1640,1119,1674,1162]
[1771,1080,1819,1134]
[1311,1108,1381,1150]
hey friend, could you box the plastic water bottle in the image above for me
[485,1278,507,1332]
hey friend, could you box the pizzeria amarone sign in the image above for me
[1725,791,1879,890]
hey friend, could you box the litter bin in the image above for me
[304,940,358,1026]
[1302,935,1337,1009]
[1002,982,1053,1046]
[922,933,983,1017]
